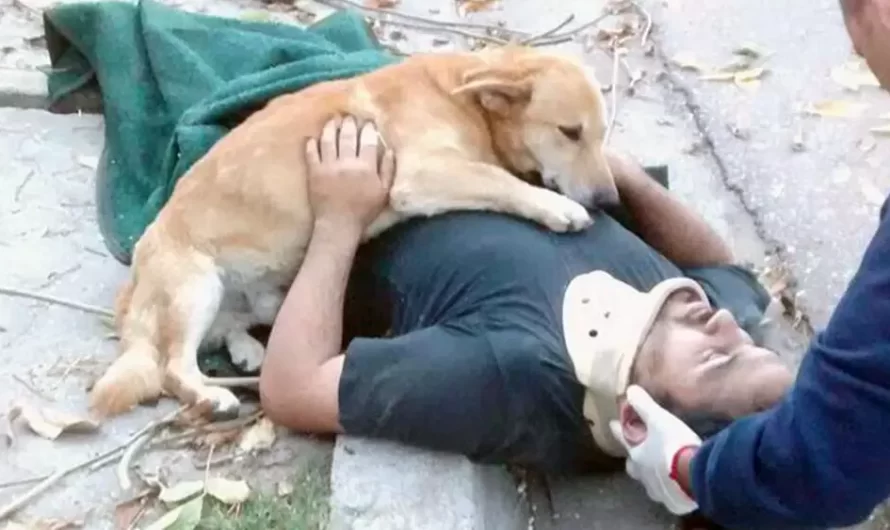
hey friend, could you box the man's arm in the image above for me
[260,222,359,432]
[682,197,890,529]
[607,152,734,268]
[260,116,395,433]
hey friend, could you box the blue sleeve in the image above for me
[690,196,890,529]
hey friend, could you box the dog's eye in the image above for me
[558,125,583,142]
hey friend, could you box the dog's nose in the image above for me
[593,187,621,208]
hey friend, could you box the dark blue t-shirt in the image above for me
[338,210,770,472]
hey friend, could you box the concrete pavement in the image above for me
[2,0,889,528]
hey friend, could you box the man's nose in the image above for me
[705,309,739,336]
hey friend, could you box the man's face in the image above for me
[841,0,890,90]
[635,289,793,421]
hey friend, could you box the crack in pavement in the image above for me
[648,36,815,336]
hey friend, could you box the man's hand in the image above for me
[609,385,703,516]
[305,116,396,237]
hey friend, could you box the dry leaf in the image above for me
[114,496,149,530]
[791,130,805,152]
[205,478,251,505]
[1,413,15,448]
[8,402,100,440]
[4,519,83,530]
[733,43,769,60]
[733,67,766,82]
[458,0,496,12]
[238,11,271,22]
[858,136,877,152]
[191,428,242,449]
[238,417,276,453]
[859,178,886,206]
[830,58,881,91]
[144,494,204,530]
[276,481,294,497]
[671,53,705,72]
[159,480,204,504]
[802,100,867,118]
[364,0,399,7]
[76,156,98,170]
[700,67,766,87]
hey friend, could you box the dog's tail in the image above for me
[90,280,164,417]
[89,341,164,417]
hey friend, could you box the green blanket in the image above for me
[43,0,400,264]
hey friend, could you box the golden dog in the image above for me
[90,45,619,419]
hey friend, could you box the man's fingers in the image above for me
[320,117,341,161]
[609,420,633,453]
[379,149,396,191]
[625,385,665,424]
[357,121,380,165]
[305,138,321,170]
[339,116,359,158]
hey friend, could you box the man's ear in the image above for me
[451,67,532,116]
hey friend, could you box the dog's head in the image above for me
[452,47,618,207]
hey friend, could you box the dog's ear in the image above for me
[451,67,533,116]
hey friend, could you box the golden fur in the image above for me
[89,45,618,419]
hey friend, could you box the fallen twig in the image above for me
[0,468,68,521]
[11,0,41,16]
[520,14,574,45]
[0,475,51,491]
[380,18,508,45]
[316,0,530,36]
[633,2,654,47]
[203,376,260,389]
[192,451,242,470]
[14,170,34,203]
[604,44,624,146]
[12,373,51,401]
[116,428,158,491]
[531,12,610,47]
[0,286,114,318]
[0,407,188,520]
[89,406,187,473]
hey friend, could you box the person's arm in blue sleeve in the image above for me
[689,195,890,529]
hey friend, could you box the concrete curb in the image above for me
[0,69,48,109]
[328,436,528,530]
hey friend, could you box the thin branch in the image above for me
[116,428,158,491]
[0,469,69,521]
[0,475,50,491]
[316,0,531,37]
[604,45,623,146]
[88,406,186,472]
[202,376,260,389]
[0,286,114,318]
[520,14,575,45]
[0,410,178,524]
[633,2,654,47]
[530,12,610,47]
[380,18,508,45]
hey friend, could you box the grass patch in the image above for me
[198,463,331,530]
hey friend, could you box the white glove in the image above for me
[609,385,702,516]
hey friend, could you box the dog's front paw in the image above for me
[227,331,266,373]
[534,190,593,232]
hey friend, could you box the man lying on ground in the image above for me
[257,115,794,474]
